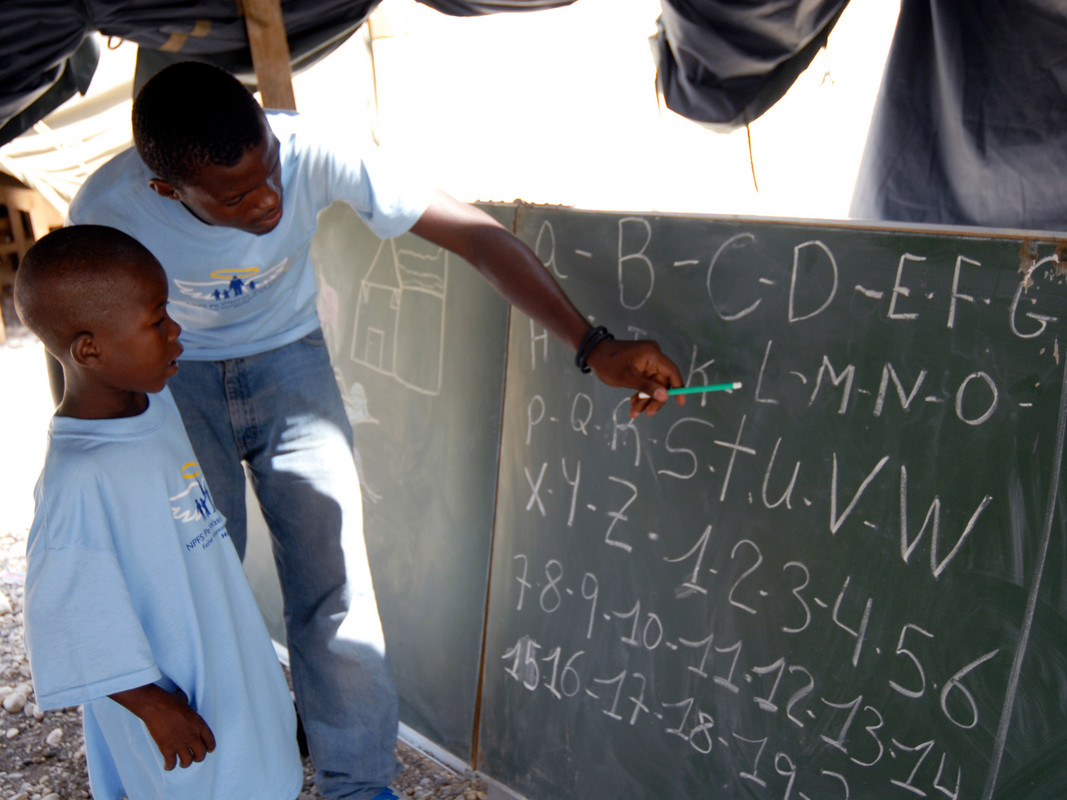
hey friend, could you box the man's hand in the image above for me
[586,338,685,418]
[109,684,216,770]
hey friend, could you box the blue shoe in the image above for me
[371,789,413,800]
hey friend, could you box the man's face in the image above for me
[150,120,284,236]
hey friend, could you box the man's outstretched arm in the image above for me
[410,191,684,417]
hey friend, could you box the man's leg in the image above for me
[236,332,400,800]
[167,361,250,556]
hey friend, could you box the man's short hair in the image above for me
[132,61,266,187]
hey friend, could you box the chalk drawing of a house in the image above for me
[350,239,448,395]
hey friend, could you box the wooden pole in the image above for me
[240,0,297,110]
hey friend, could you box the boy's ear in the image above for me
[70,333,103,367]
[148,178,181,201]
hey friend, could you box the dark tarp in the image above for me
[850,0,1067,230]
[654,0,850,131]
[0,0,576,147]
[9,0,1064,232]
[653,0,1067,230]
[0,37,100,145]
[408,0,573,13]
[0,0,378,145]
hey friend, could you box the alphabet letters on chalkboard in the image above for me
[481,208,1067,800]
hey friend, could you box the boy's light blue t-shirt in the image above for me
[67,111,433,360]
[24,389,302,800]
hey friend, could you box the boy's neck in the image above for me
[57,387,150,420]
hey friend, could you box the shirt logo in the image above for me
[171,462,229,552]
[172,259,290,311]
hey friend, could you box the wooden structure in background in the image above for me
[240,0,298,111]
[0,176,63,343]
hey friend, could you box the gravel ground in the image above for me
[0,292,489,800]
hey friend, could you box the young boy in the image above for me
[14,225,303,800]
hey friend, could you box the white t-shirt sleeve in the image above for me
[287,116,434,240]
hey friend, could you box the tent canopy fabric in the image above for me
[850,0,1067,231]
[0,0,377,144]
[2,0,1064,233]
[654,0,850,130]
[2,0,843,144]
[0,0,577,146]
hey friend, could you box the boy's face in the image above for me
[94,264,184,395]
[150,119,284,236]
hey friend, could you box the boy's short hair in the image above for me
[14,225,159,356]
[132,61,266,187]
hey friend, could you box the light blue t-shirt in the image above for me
[68,111,432,360]
[24,389,302,800]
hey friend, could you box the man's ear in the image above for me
[70,333,103,367]
[148,178,181,201]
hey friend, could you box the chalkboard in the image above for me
[243,201,512,760]
[478,208,1067,799]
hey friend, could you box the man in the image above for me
[68,61,682,800]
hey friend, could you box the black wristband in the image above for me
[575,325,614,374]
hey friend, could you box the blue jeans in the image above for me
[169,330,399,800]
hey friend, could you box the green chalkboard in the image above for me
[244,202,512,761]
[314,202,513,759]
[479,207,1067,799]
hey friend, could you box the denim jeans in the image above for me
[169,330,399,800]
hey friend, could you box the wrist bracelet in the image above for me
[575,325,614,373]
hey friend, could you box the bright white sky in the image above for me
[302,0,901,219]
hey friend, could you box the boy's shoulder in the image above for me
[34,393,182,529]
[73,146,147,192]
[67,148,153,224]
[30,392,185,554]
[37,414,132,489]
[43,390,176,455]
[31,437,123,556]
